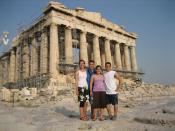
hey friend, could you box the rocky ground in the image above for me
[0,84,175,131]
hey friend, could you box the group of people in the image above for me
[75,60,122,121]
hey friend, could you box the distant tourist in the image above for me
[86,60,95,118]
[75,60,89,121]
[90,65,106,121]
[104,62,122,120]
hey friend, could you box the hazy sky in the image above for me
[0,0,175,84]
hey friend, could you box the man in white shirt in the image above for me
[104,62,122,120]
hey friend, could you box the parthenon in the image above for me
[0,1,143,88]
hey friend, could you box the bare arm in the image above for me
[90,75,94,96]
[114,73,123,91]
[75,71,79,95]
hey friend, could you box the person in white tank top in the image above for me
[104,62,122,120]
[78,70,88,88]
[75,60,89,121]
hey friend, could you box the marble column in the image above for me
[15,46,19,81]
[23,42,30,78]
[0,61,2,84]
[130,46,138,71]
[30,39,34,76]
[50,23,59,78]
[101,46,106,69]
[114,42,122,70]
[80,31,88,66]
[65,26,73,64]
[104,38,112,64]
[124,44,131,71]
[93,35,101,65]
[31,37,38,76]
[9,49,16,82]
[40,31,48,74]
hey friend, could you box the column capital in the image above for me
[104,38,110,42]
[124,44,129,47]
[130,45,136,48]
[93,34,99,38]
[11,49,15,54]
[114,41,120,44]
[50,23,57,26]
[65,26,72,30]
[80,30,87,35]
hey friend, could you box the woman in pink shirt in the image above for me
[90,65,106,121]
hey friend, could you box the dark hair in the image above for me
[95,65,102,74]
[105,62,111,66]
[89,60,94,64]
[79,59,85,65]
[95,65,102,70]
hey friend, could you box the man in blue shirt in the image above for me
[86,60,95,118]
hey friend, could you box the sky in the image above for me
[0,0,175,84]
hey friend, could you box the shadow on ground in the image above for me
[55,106,79,118]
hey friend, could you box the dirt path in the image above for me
[0,96,175,131]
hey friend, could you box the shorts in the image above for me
[106,94,118,105]
[78,87,89,107]
[92,91,106,108]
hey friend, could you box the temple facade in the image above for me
[0,1,142,88]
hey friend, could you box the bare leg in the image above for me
[83,102,88,117]
[99,108,104,120]
[106,104,112,117]
[80,107,84,118]
[92,109,97,121]
[114,104,118,117]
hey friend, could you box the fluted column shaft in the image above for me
[15,46,19,81]
[9,49,16,82]
[23,42,30,78]
[50,23,59,78]
[40,32,48,74]
[130,46,138,71]
[80,31,88,66]
[65,26,73,64]
[104,38,112,64]
[93,35,101,65]
[114,42,122,70]
[124,45,131,71]
[31,38,38,76]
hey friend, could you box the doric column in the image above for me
[65,26,73,64]
[31,37,38,76]
[9,49,16,82]
[30,39,34,76]
[101,48,106,69]
[104,38,112,64]
[80,31,88,66]
[15,46,19,81]
[0,61,1,82]
[40,31,48,74]
[50,23,59,78]
[124,44,131,71]
[93,35,101,65]
[130,46,138,71]
[23,42,30,78]
[114,42,122,70]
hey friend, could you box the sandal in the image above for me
[80,116,88,121]
[92,117,97,121]
[84,115,89,120]
[91,115,97,121]
[99,117,105,121]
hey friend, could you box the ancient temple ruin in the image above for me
[0,1,143,89]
